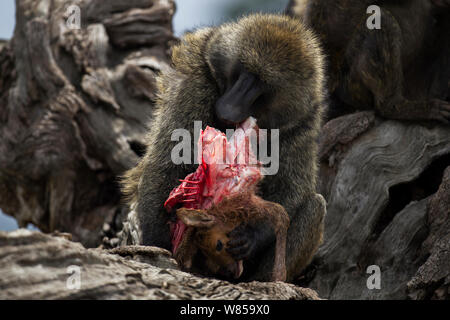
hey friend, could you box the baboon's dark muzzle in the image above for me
[215,72,264,125]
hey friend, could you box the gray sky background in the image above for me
[0,0,16,230]
[0,0,288,230]
[0,0,14,39]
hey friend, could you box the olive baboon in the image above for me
[121,14,327,282]
[287,0,450,122]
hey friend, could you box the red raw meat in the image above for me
[164,117,262,253]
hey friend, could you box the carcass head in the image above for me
[175,207,244,280]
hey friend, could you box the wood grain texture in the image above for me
[0,229,320,300]
[308,114,450,299]
[0,0,175,247]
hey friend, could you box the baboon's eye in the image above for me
[216,240,223,251]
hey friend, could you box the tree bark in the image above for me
[302,112,450,300]
[0,229,320,300]
[0,0,176,247]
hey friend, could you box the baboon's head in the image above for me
[175,208,244,279]
[204,14,325,130]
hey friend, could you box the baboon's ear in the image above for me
[176,208,216,228]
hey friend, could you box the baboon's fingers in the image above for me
[227,236,252,260]
[226,228,254,260]
[226,243,251,260]
[226,224,245,238]
[226,226,250,247]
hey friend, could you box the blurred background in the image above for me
[0,0,289,230]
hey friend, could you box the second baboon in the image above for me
[121,14,327,282]
[288,0,450,123]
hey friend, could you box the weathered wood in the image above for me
[0,0,175,247]
[407,167,450,300]
[306,114,450,299]
[0,229,320,300]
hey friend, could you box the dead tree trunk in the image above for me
[303,112,450,300]
[0,0,176,247]
[0,229,320,300]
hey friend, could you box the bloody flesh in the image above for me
[164,117,262,253]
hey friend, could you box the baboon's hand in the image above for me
[226,221,275,261]
[429,99,450,124]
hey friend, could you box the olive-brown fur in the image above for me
[121,14,327,282]
[287,0,450,123]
